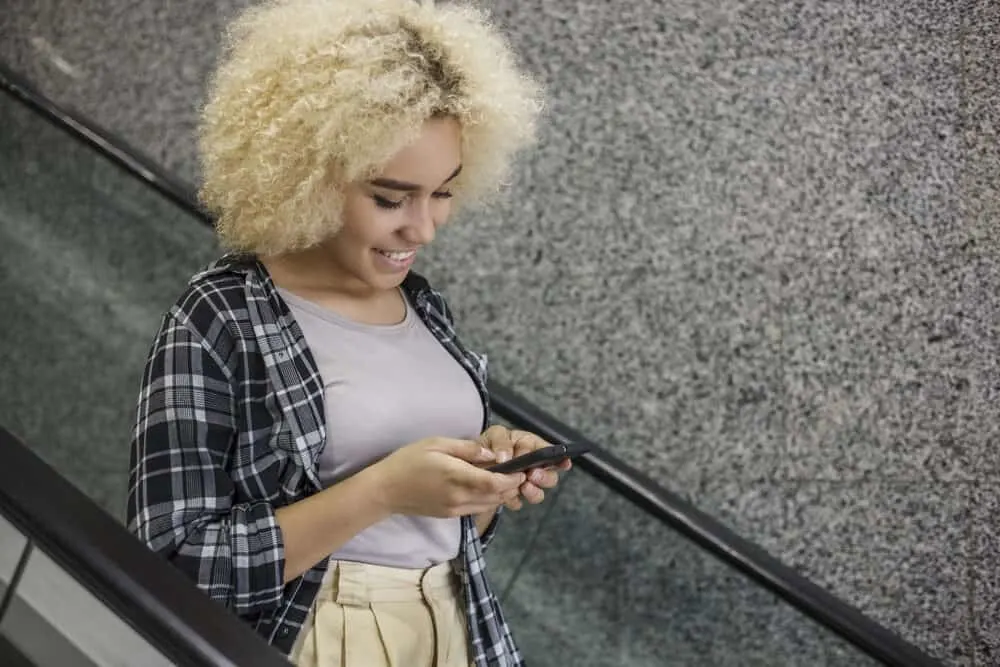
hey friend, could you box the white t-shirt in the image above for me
[278,287,484,568]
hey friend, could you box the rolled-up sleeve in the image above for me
[126,312,285,617]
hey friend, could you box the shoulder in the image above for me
[168,254,256,341]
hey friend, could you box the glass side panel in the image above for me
[485,457,881,666]
[0,632,36,667]
[0,542,172,667]
[0,90,219,518]
[0,514,27,598]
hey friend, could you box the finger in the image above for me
[556,458,573,471]
[469,470,525,494]
[480,425,509,442]
[491,472,527,493]
[500,487,521,506]
[450,460,523,496]
[527,468,560,489]
[437,438,496,464]
[519,482,545,504]
[511,431,550,457]
[498,485,522,510]
[481,425,516,463]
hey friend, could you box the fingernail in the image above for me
[498,451,511,463]
[480,448,496,460]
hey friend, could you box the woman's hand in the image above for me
[372,437,526,518]
[478,425,571,510]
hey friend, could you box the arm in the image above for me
[127,312,283,616]
[274,469,389,582]
[126,312,391,614]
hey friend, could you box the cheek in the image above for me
[339,202,397,248]
[435,200,455,226]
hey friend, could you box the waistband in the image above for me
[318,559,460,605]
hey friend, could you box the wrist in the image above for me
[474,506,499,535]
[359,460,397,518]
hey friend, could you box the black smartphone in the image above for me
[487,442,591,474]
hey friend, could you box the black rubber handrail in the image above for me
[0,427,291,667]
[0,60,942,667]
[488,384,941,667]
[0,63,208,220]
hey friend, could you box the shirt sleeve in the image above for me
[126,311,285,617]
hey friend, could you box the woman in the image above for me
[126,1,566,666]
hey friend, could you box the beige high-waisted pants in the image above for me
[290,559,473,667]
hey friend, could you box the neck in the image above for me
[262,246,380,302]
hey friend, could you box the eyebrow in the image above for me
[369,164,463,192]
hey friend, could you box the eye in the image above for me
[432,191,453,200]
[372,194,404,210]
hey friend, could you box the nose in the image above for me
[403,199,437,245]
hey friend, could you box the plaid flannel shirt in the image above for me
[127,254,524,665]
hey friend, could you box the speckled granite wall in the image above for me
[1,1,997,664]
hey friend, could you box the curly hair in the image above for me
[198,0,544,255]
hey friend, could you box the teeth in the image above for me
[377,249,415,261]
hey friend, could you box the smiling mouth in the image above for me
[375,248,417,261]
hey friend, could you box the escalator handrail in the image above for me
[0,426,291,667]
[0,60,942,667]
[489,384,941,667]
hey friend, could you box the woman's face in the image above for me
[320,116,462,296]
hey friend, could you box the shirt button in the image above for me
[279,627,290,636]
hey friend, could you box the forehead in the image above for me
[377,117,462,184]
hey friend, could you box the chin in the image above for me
[367,270,408,292]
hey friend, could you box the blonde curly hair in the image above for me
[198,0,544,255]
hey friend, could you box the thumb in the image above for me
[431,438,497,464]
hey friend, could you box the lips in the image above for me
[375,248,417,261]
[372,247,418,273]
